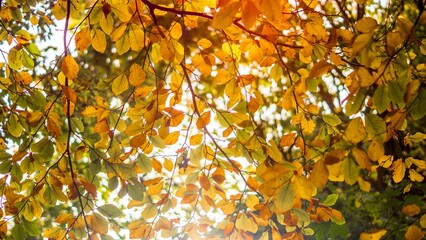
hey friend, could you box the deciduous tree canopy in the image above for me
[1,0,426,239]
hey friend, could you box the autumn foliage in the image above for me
[1,0,426,239]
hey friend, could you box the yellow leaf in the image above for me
[352,147,372,170]
[352,32,373,56]
[164,159,173,171]
[420,214,426,228]
[30,15,39,25]
[408,169,424,182]
[129,24,145,51]
[92,29,107,53]
[164,131,180,145]
[129,63,146,86]
[141,203,158,219]
[292,175,315,200]
[214,69,233,85]
[344,117,366,144]
[116,32,130,55]
[198,38,212,49]
[147,181,164,195]
[43,227,67,239]
[170,22,182,40]
[266,140,283,163]
[190,134,203,146]
[245,194,259,210]
[111,73,129,96]
[18,72,32,85]
[405,225,424,240]
[357,177,371,192]
[61,55,79,79]
[211,1,240,29]
[367,140,384,161]
[355,17,378,33]
[111,3,131,22]
[301,115,315,134]
[378,155,393,168]
[358,67,376,87]
[235,213,258,233]
[90,213,109,235]
[359,229,387,240]
[402,204,421,217]
[100,14,114,35]
[160,39,175,62]
[75,27,91,51]
[391,159,405,183]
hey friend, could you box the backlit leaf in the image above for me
[211,2,240,29]
[111,73,128,96]
[275,182,295,212]
[61,55,79,79]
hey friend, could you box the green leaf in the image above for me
[12,223,27,240]
[323,114,342,126]
[26,43,41,57]
[291,208,310,223]
[342,157,359,185]
[275,182,295,212]
[0,160,12,174]
[387,81,404,107]
[108,176,118,191]
[373,85,390,113]
[7,115,23,138]
[409,87,426,120]
[365,114,386,143]
[323,194,339,206]
[10,164,23,181]
[127,183,145,201]
[345,90,366,116]
[8,48,22,70]
[150,135,166,148]
[22,218,40,236]
[136,154,152,173]
[98,204,123,218]
[22,50,35,69]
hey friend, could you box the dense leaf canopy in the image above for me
[1,0,426,239]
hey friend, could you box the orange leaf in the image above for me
[89,213,108,235]
[196,111,211,129]
[61,55,79,79]
[402,204,421,217]
[164,131,180,145]
[405,225,424,240]
[212,166,225,184]
[199,172,210,191]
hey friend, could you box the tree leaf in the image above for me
[98,204,123,218]
[90,212,109,235]
[275,182,295,212]
[211,2,240,29]
[111,73,128,96]
[342,157,359,185]
[365,114,386,143]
